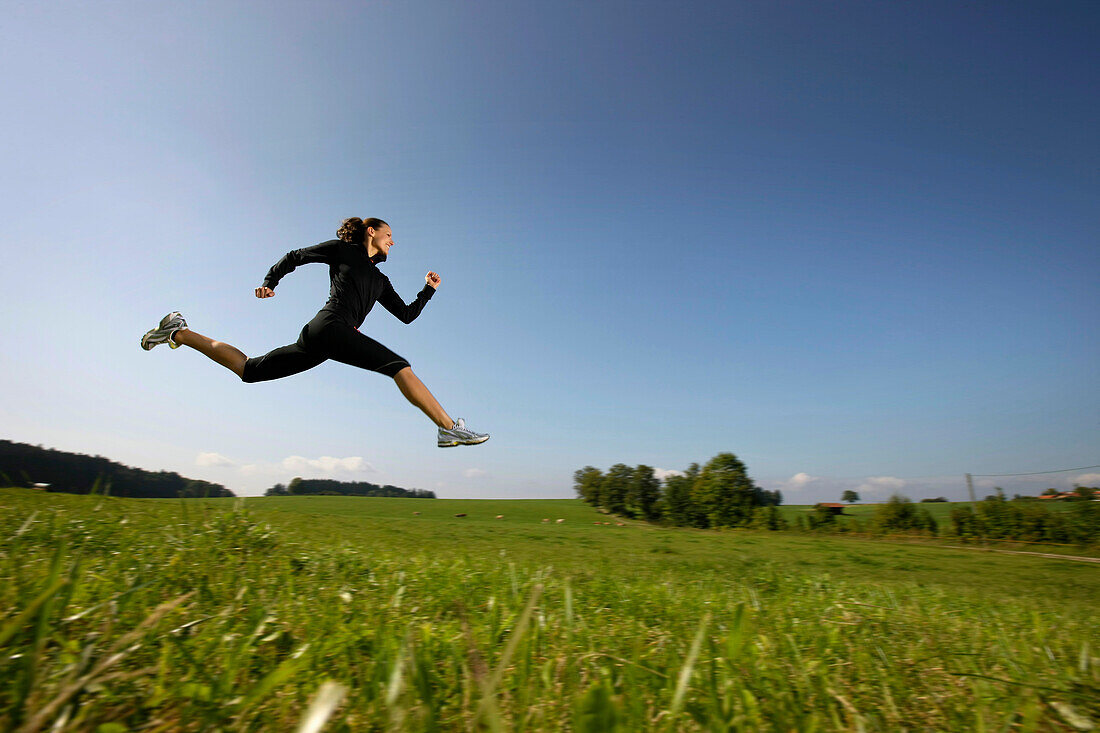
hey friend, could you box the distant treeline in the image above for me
[265,477,435,498]
[950,488,1099,545]
[804,495,939,534]
[574,452,785,529]
[0,439,234,498]
[801,489,1100,547]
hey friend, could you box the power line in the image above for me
[969,464,1100,478]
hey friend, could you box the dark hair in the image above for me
[337,217,388,244]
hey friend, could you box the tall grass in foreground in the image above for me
[1,492,1098,731]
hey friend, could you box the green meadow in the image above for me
[2,488,1098,732]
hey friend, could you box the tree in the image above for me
[689,453,758,528]
[841,490,859,504]
[601,464,634,515]
[920,508,939,535]
[265,483,289,496]
[807,505,836,530]
[872,494,935,535]
[756,488,783,507]
[749,505,789,531]
[573,466,603,505]
[660,472,694,526]
[180,479,233,498]
[950,504,977,538]
[681,462,702,521]
[628,465,661,521]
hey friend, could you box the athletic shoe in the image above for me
[141,311,188,351]
[438,418,490,447]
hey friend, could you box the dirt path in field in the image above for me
[940,545,1100,564]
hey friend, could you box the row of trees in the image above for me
[574,452,782,529]
[1039,486,1097,500]
[835,490,1095,505]
[265,477,435,498]
[801,489,1099,547]
[804,495,939,535]
[950,488,1099,545]
[0,439,234,498]
[838,490,949,504]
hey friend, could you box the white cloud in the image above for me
[755,474,982,503]
[1073,473,1100,487]
[463,468,488,478]
[856,476,907,497]
[281,455,375,474]
[196,452,235,467]
[774,472,821,492]
[654,468,684,481]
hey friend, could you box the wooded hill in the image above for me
[264,477,435,498]
[0,439,234,498]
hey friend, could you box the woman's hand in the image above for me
[255,286,275,298]
[426,271,442,289]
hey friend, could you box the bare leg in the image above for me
[393,367,453,429]
[173,329,247,379]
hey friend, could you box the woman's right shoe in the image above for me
[438,418,490,447]
[141,311,188,350]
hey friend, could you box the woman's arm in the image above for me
[379,273,439,324]
[259,241,342,292]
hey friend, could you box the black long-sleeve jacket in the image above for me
[261,240,435,328]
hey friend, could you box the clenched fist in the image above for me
[255,286,275,298]
[425,271,442,289]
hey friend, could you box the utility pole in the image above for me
[965,473,976,505]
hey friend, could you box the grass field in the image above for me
[2,488,1098,731]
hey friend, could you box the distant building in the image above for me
[1040,491,1086,501]
[814,502,846,515]
[31,482,50,490]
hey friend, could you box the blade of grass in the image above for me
[16,540,69,720]
[0,577,69,647]
[474,582,544,731]
[296,680,348,733]
[386,630,413,729]
[669,612,710,720]
[233,645,311,719]
[10,510,38,539]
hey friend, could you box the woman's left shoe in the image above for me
[141,311,188,350]
[438,418,490,447]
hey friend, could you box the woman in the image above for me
[141,217,489,447]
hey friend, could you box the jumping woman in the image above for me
[140,217,489,447]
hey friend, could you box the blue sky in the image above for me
[1,1,1097,501]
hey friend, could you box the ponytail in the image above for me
[338,217,388,244]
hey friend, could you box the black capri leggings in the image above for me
[241,311,411,383]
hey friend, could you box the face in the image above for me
[370,225,395,256]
